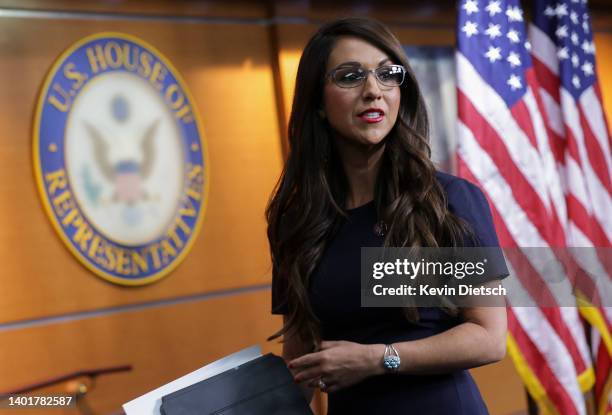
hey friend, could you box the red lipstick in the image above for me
[357,108,385,123]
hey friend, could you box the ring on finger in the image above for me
[318,379,327,390]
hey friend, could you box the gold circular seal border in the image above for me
[32,32,210,286]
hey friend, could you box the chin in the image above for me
[360,136,385,147]
[358,130,390,147]
[334,127,389,148]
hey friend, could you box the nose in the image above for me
[362,71,382,101]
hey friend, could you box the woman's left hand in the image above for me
[288,341,383,393]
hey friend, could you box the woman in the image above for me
[267,17,508,414]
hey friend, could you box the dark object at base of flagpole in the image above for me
[526,389,538,415]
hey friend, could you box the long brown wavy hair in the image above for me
[266,17,469,349]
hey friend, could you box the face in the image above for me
[323,36,401,148]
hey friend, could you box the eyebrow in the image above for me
[336,58,392,67]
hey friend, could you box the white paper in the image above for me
[122,345,262,415]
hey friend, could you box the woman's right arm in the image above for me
[281,315,315,403]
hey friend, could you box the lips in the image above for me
[357,108,385,123]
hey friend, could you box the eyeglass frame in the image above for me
[325,63,407,89]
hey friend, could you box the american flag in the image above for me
[456,0,612,414]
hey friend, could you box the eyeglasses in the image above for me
[327,64,406,88]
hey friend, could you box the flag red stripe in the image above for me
[577,104,612,194]
[592,81,612,149]
[458,158,589,374]
[553,247,603,307]
[524,68,566,165]
[458,90,554,244]
[532,55,561,103]
[508,307,581,415]
[508,250,589,375]
[594,340,610,400]
[564,120,584,169]
[511,100,539,150]
[566,194,611,246]
[508,83,570,246]
[548,128,566,165]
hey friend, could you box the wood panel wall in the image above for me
[0,2,288,414]
[0,1,611,415]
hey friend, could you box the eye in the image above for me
[334,67,364,84]
[343,72,360,81]
[378,69,394,81]
[378,66,398,79]
[376,66,405,86]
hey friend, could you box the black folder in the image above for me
[160,353,313,415]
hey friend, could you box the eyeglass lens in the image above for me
[332,65,405,88]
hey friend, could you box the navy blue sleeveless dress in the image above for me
[272,172,509,415]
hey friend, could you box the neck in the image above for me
[334,137,385,209]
